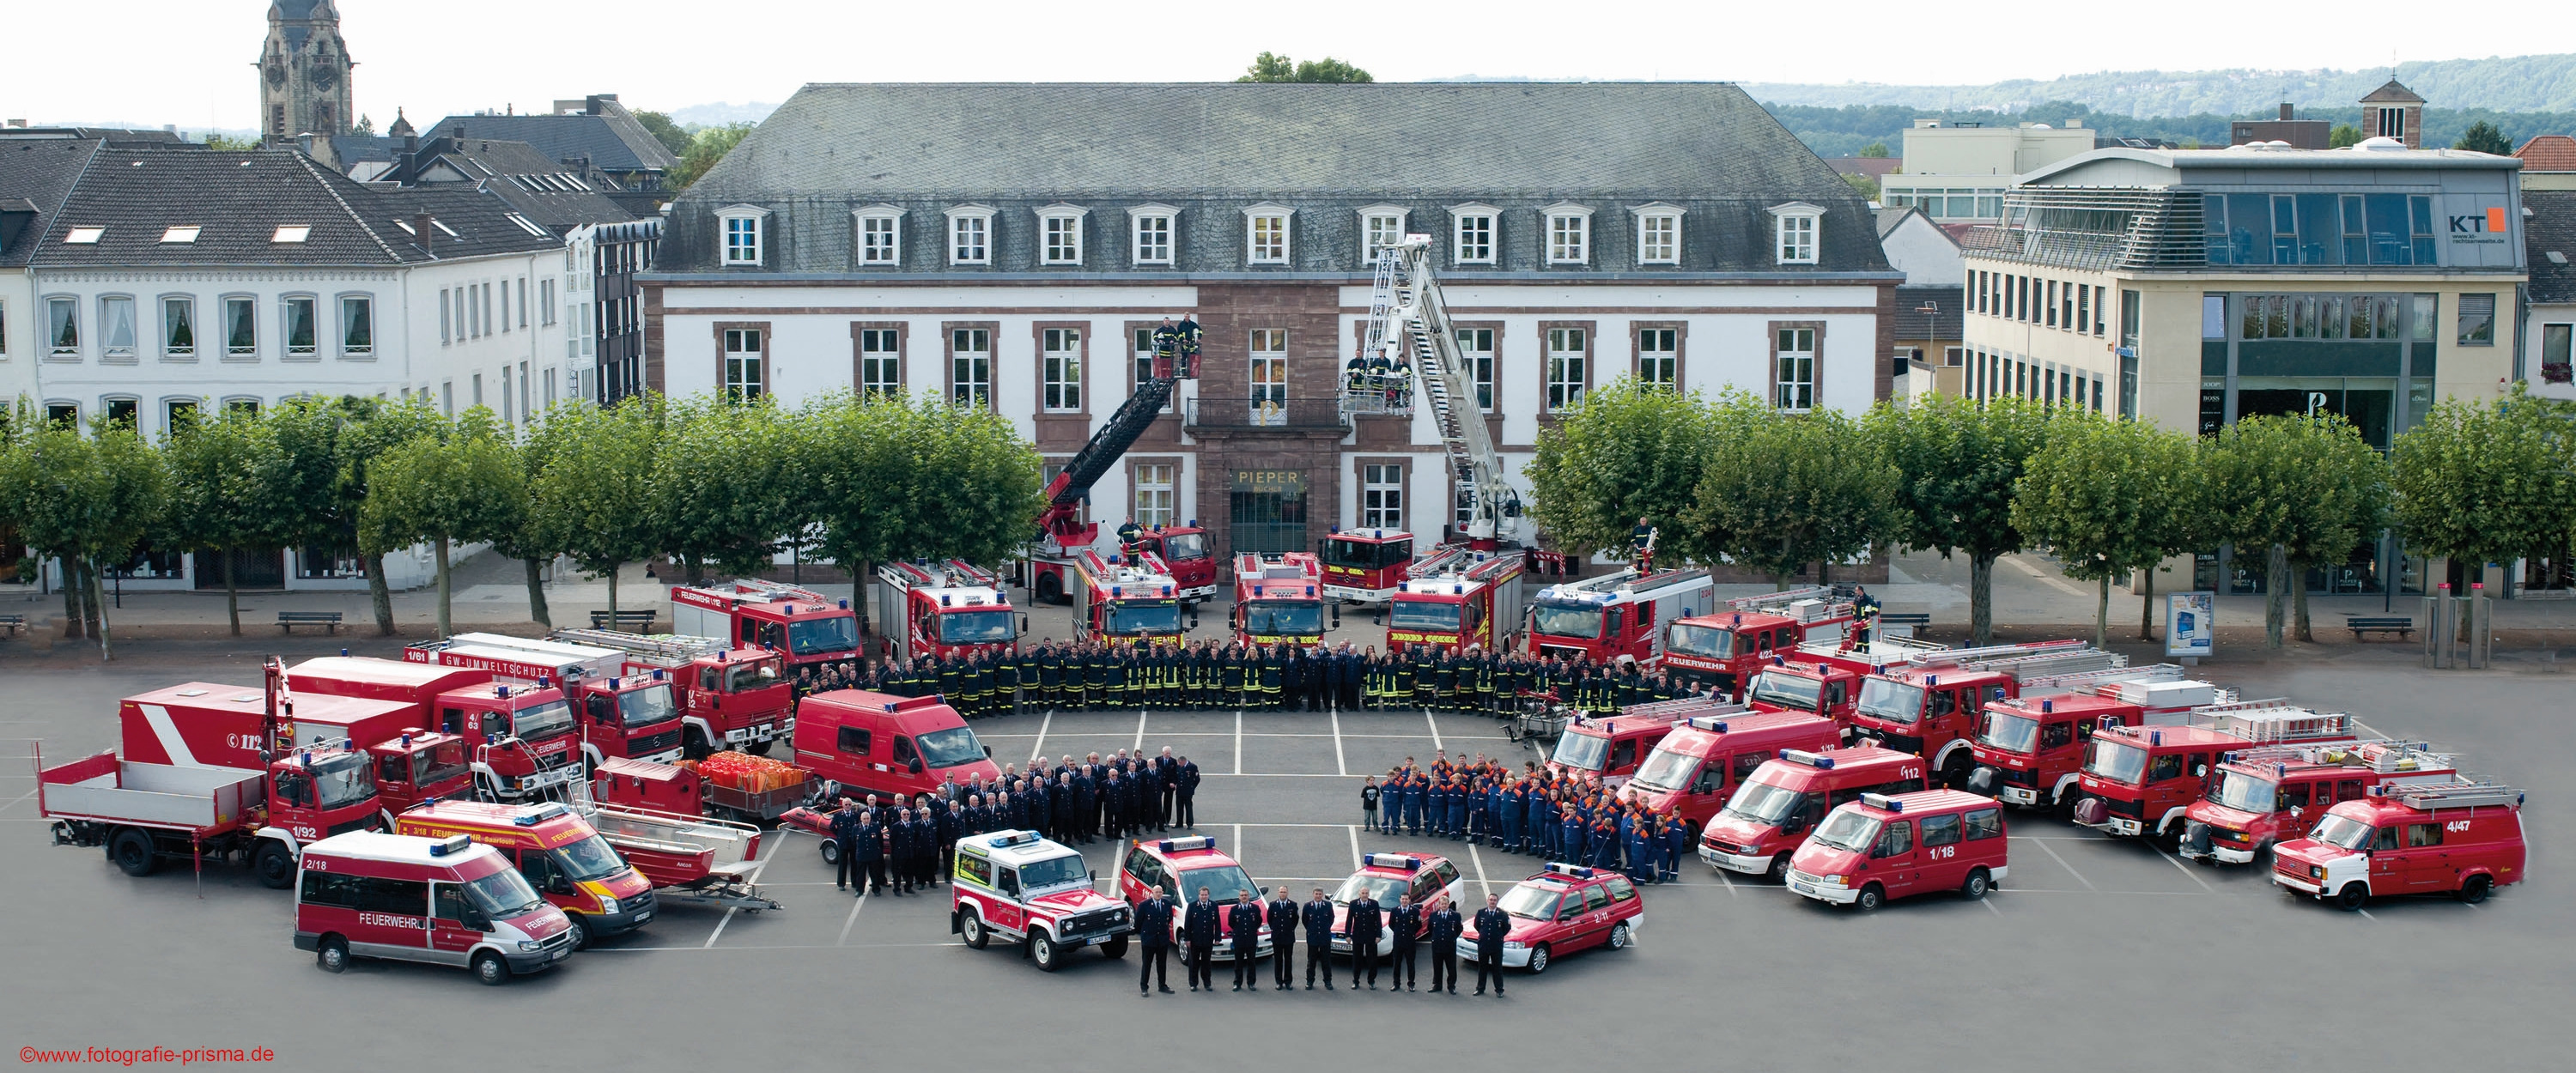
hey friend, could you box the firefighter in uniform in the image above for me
[996,648,1021,716]
[1220,645,1247,708]
[1631,516,1658,572]
[1853,585,1881,646]
[967,652,994,717]
[1255,645,1284,709]
[1411,644,1438,710]
[1121,645,1146,709]
[1301,887,1335,990]
[1266,886,1299,990]
[1227,892,1264,991]
[1388,892,1423,991]
[1150,318,1179,380]
[1036,644,1064,712]
[1137,884,1176,997]
[1082,645,1109,711]
[1174,313,1202,379]
[1183,888,1221,991]
[1426,897,1463,993]
[1346,887,1384,990]
[1472,894,1510,996]
[1391,648,1417,710]
[936,656,964,706]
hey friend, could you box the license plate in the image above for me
[1791,882,1816,895]
[550,949,570,961]
[634,912,652,925]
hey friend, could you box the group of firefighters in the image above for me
[1342,352,1415,410]
[826,746,1203,895]
[1363,754,1693,885]
[1148,316,1202,380]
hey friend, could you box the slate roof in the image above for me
[28,147,561,268]
[392,136,645,228]
[0,137,102,267]
[662,82,1892,278]
[2524,191,2576,305]
[2515,134,2576,172]
[423,112,678,174]
[1892,283,1963,343]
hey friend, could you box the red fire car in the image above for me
[1452,863,1644,974]
[2271,779,2526,910]
[1117,834,1272,958]
[1785,790,2008,911]
[1327,852,1463,956]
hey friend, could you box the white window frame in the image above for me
[46,295,77,357]
[1128,204,1177,266]
[717,203,771,267]
[1037,205,1088,267]
[1134,462,1176,529]
[1244,203,1292,265]
[951,327,993,408]
[160,295,195,360]
[854,204,903,266]
[1631,203,1684,265]
[1546,326,1589,413]
[337,294,372,358]
[1637,327,1678,388]
[945,204,996,265]
[1455,327,1497,413]
[1041,327,1083,412]
[97,294,138,361]
[1543,203,1593,265]
[723,327,765,401]
[1775,326,1817,412]
[1449,203,1498,264]
[1361,463,1405,530]
[1358,204,1408,264]
[857,327,901,398]
[1770,202,1823,265]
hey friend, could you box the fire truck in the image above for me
[1387,546,1527,654]
[875,559,1026,662]
[669,579,862,670]
[1069,547,1187,644]
[1321,526,1416,609]
[2180,739,2458,867]
[2071,700,2360,848]
[40,660,385,888]
[1024,336,1218,606]
[1661,585,1860,696]
[1525,567,1715,668]
[1231,552,1327,647]
[118,679,473,821]
[1834,640,2125,789]
[288,656,584,803]
[1546,698,1738,786]
[2271,779,2525,909]
[406,633,687,770]
[1965,672,2222,817]
[548,628,793,760]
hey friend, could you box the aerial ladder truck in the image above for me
[1026,345,1216,604]
[1342,234,1529,552]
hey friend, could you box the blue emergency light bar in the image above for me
[513,803,569,827]
[430,834,472,858]
[1782,749,1833,768]
[653,669,666,682]
[1860,792,1903,812]
[1543,864,1595,878]
[1771,656,1785,666]
[2150,730,2164,746]
[942,594,952,606]
[608,678,621,690]
[2040,699,2053,713]
[495,684,512,699]
[1686,717,1730,733]
[1927,676,1940,687]
[1363,853,1421,871]
[990,830,1042,847]
[1159,836,1216,853]
[785,605,796,615]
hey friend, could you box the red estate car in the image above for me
[1451,864,1643,974]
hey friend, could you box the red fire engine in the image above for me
[550,628,793,760]
[1070,548,1188,644]
[1525,567,1715,668]
[1545,699,1736,786]
[2181,739,2458,867]
[1661,585,1858,696]
[1693,746,1929,882]
[118,680,471,821]
[1837,640,2122,788]
[1741,657,1864,723]
[668,579,862,670]
[2071,700,2359,847]
[1024,347,1216,605]
[875,560,1025,662]
[1965,673,2221,816]
[288,656,584,803]
[1231,552,1327,647]
[1387,546,1526,655]
[2272,779,2525,909]
[406,633,688,770]
[1321,526,1417,609]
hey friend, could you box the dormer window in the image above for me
[1038,204,1088,266]
[945,204,996,265]
[1358,204,1408,264]
[1543,203,1593,265]
[1769,203,1823,264]
[717,204,771,266]
[1448,203,1497,265]
[1129,204,1177,265]
[1631,203,1684,265]
[1244,203,1292,264]
[854,204,903,266]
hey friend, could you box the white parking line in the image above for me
[704,828,786,949]
[2154,847,2216,893]
[1467,842,1492,900]
[1347,825,1362,870]
[2032,838,2097,892]
[1982,898,2003,915]
[2356,907,2379,920]
[1714,867,1738,897]
[0,787,38,813]
[1329,710,1348,776]
[1027,712,1053,762]
[1425,711,1443,752]
[1233,712,1244,775]
[1133,710,1149,751]
[837,892,869,946]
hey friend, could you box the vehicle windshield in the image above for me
[939,609,1018,644]
[1498,884,1560,919]
[1178,864,1259,905]
[1722,778,1807,826]
[308,752,378,809]
[617,684,678,728]
[1331,874,1410,906]
[1666,623,1735,659]
[1388,599,1461,631]
[1103,602,1182,635]
[723,658,782,693]
[1242,601,1324,636]
[1323,536,1408,570]
[1531,603,1604,640]
[1978,711,2042,754]
[2308,813,2373,852]
[551,833,627,882]
[1162,533,1210,561]
[409,741,467,788]
[1019,852,1091,891]
[1550,730,1611,773]
[915,726,988,769]
[1810,807,1883,852]
[788,615,860,656]
[509,699,575,743]
[2083,739,2148,785]
[461,869,547,918]
[1627,743,1700,793]
[2207,770,2280,814]
[1856,679,1925,724]
[1747,670,1822,712]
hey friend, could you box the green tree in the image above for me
[654,396,811,584]
[1843,173,1880,201]
[353,113,374,136]
[2202,414,2390,646]
[270,396,444,635]
[204,132,261,151]
[1858,142,1891,158]
[359,410,526,637]
[1867,395,2055,646]
[492,410,568,627]
[1236,52,1373,83]
[161,407,280,634]
[2329,123,2364,149]
[670,122,754,190]
[1525,380,1723,562]
[1683,392,1899,588]
[531,397,665,621]
[2455,120,2511,155]
[805,393,1044,635]
[0,420,166,660]
[2009,412,2201,647]
[633,109,694,158]
[2391,388,2576,596]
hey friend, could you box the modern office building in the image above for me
[1881,118,2098,224]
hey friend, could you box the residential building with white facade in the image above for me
[1883,118,2098,225]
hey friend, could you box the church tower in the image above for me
[256,0,355,142]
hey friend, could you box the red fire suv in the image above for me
[951,829,1133,971]
[2272,779,2525,910]
[1117,834,1272,958]
[1786,790,2008,911]
[1454,864,1643,975]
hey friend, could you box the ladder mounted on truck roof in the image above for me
[2187,699,2357,743]
[704,579,834,606]
[1347,236,1522,545]
[549,628,732,664]
[2016,663,2185,695]
[1726,585,1854,615]
[1900,639,2093,670]
[2379,779,2522,810]
[2224,739,2451,775]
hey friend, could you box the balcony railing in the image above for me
[1182,397,1351,430]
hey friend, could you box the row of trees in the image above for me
[0,392,1044,659]
[1528,384,2576,649]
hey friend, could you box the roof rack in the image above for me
[1900,640,2092,670]
[549,628,731,662]
[2382,780,2522,810]
[2188,700,2355,743]
[2020,663,2184,694]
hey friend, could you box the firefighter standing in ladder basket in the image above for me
[1631,517,1659,572]
[1151,318,1178,380]
[1175,314,1201,379]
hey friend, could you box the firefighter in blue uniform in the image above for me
[1425,897,1464,994]
[1388,892,1423,991]
[1472,894,1510,996]
[1183,887,1222,991]
[1149,319,1178,380]
[1174,314,1201,379]
[1136,884,1176,997]
[1346,886,1384,990]
[1227,891,1264,991]
[1662,814,1692,882]
[1267,886,1300,991]
[1631,516,1658,572]
[1301,888,1336,990]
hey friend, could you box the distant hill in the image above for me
[668,101,776,127]
[1745,54,2576,117]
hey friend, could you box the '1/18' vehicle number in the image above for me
[1928,846,1955,859]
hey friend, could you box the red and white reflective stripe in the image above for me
[136,704,206,767]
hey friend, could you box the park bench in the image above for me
[276,610,344,634]
[1877,612,1932,629]
[2344,615,2415,641]
[0,613,24,637]
[591,609,658,632]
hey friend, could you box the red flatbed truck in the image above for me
[287,656,584,803]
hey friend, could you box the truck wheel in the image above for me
[1101,934,1130,960]
[1960,867,1992,900]
[2458,875,2493,905]
[1036,573,1064,605]
[683,730,713,761]
[317,935,349,973]
[472,951,511,986]
[253,841,297,889]
[1031,931,1062,972]
[960,909,990,949]
[744,739,774,757]
[2333,882,2370,912]
[1764,857,1790,884]
[2055,790,2084,824]
[567,916,592,953]
[1525,943,1551,974]
[1938,752,1972,790]
[818,840,841,867]
[1855,883,1886,912]
[109,829,159,877]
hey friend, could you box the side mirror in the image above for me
[983,745,993,758]
[909,758,925,775]
[1020,615,1030,633]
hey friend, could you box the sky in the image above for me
[6,0,2572,132]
